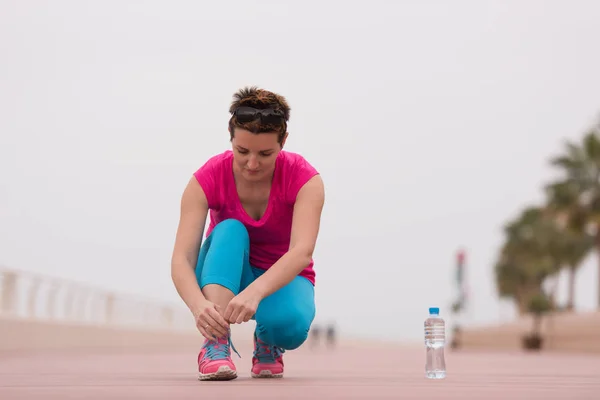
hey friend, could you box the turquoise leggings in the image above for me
[195,219,315,350]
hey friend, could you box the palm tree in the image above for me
[546,120,600,307]
[494,206,562,314]
[495,254,544,315]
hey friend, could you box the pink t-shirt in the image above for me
[193,150,319,285]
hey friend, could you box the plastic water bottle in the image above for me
[424,307,446,379]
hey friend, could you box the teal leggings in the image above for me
[195,219,315,350]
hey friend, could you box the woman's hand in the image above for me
[223,288,263,324]
[193,299,230,340]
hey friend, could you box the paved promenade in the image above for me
[1,340,599,399]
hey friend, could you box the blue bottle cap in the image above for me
[429,307,439,315]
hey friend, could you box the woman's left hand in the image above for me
[224,288,262,324]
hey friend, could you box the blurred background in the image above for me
[2,0,600,353]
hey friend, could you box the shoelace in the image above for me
[203,336,241,360]
[253,337,285,363]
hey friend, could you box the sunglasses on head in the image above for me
[233,106,286,125]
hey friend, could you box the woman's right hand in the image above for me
[193,299,230,340]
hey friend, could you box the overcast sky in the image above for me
[1,0,600,342]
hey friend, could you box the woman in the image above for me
[170,86,325,381]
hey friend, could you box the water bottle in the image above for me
[424,307,446,379]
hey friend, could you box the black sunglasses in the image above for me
[233,106,286,125]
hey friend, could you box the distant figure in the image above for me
[450,326,462,350]
[310,324,322,349]
[326,323,337,349]
[170,87,325,381]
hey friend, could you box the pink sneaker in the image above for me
[251,334,285,378]
[197,336,239,381]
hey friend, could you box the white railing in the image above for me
[0,266,194,333]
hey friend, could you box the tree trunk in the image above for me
[567,267,576,311]
[532,314,542,336]
[549,274,559,310]
[516,295,528,316]
[516,284,539,315]
[597,232,600,308]
[515,290,530,316]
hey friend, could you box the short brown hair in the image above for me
[228,86,290,143]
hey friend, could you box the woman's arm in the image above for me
[171,177,228,336]
[171,177,208,310]
[250,174,325,298]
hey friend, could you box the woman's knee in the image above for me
[257,307,313,350]
[211,219,248,242]
[196,219,250,293]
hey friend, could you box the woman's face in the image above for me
[231,128,286,182]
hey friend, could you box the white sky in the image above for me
[1,0,600,342]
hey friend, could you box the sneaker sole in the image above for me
[251,370,283,379]
[198,365,238,381]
